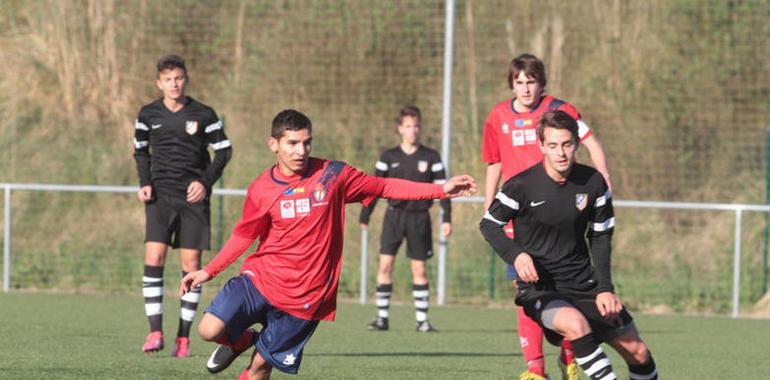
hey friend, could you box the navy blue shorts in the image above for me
[206,275,319,374]
[506,264,520,280]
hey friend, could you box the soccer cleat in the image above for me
[367,317,389,331]
[171,337,190,358]
[518,370,551,380]
[415,320,437,333]
[206,329,257,374]
[142,331,164,354]
[559,359,580,380]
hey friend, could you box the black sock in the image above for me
[142,265,164,332]
[375,283,392,319]
[570,333,615,380]
[629,353,657,380]
[412,283,430,322]
[177,271,202,338]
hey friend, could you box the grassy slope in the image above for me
[1,292,768,379]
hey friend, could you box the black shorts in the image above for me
[515,283,634,345]
[379,207,433,261]
[145,190,210,250]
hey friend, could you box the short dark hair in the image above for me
[395,105,421,125]
[537,110,579,143]
[156,54,187,76]
[271,109,312,139]
[507,53,546,90]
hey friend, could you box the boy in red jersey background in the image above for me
[181,109,476,380]
[482,54,612,380]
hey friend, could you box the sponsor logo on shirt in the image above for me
[295,198,311,215]
[576,193,588,211]
[515,119,533,127]
[502,123,510,134]
[185,121,198,135]
[280,200,296,218]
[151,124,162,129]
[512,130,525,146]
[391,162,400,168]
[418,160,428,173]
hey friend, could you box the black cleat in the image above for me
[416,320,437,333]
[367,317,389,331]
[206,330,257,374]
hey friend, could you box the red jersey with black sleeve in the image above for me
[482,95,592,181]
[203,157,446,321]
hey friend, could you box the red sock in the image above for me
[237,369,251,380]
[517,306,545,375]
[560,339,575,364]
[215,329,255,351]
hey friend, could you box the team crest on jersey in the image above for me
[418,160,428,173]
[576,193,588,211]
[313,184,327,202]
[185,121,198,135]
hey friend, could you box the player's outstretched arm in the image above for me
[442,175,477,198]
[180,270,211,295]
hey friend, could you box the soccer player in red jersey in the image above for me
[481,54,612,380]
[180,109,476,380]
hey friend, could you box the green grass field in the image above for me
[1,292,768,379]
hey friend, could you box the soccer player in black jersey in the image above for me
[480,110,657,380]
[133,54,232,357]
[360,106,450,332]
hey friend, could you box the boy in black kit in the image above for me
[360,106,450,332]
[133,54,232,357]
[480,110,658,380]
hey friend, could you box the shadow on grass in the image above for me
[307,352,520,358]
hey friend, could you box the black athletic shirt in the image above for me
[479,162,615,293]
[359,145,451,224]
[133,97,232,194]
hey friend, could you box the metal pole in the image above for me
[762,125,770,295]
[732,209,743,318]
[3,185,10,292]
[359,227,368,304]
[437,0,455,307]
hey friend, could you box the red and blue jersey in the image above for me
[482,95,591,181]
[204,158,446,321]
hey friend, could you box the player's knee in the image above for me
[197,315,223,341]
[556,309,591,340]
[623,341,651,365]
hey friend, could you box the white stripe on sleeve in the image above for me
[591,217,615,232]
[433,179,446,184]
[595,190,612,207]
[375,161,388,171]
[577,119,591,138]
[205,120,223,133]
[431,162,444,172]
[483,211,507,226]
[134,139,149,149]
[210,140,232,150]
[135,120,149,131]
[495,192,519,210]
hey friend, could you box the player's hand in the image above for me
[596,291,622,321]
[514,253,539,283]
[138,185,153,202]
[442,175,477,198]
[360,223,368,230]
[441,222,452,237]
[187,181,206,203]
[180,270,211,295]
